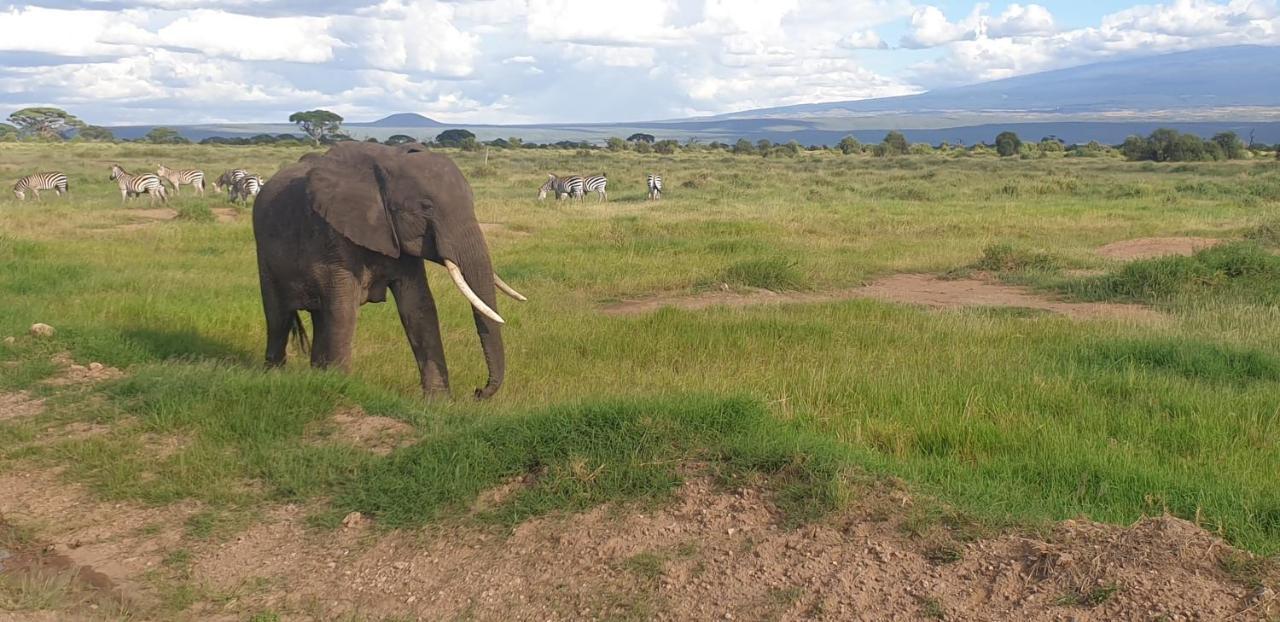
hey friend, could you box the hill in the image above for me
[710,45,1280,120]
[350,113,444,128]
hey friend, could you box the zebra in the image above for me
[647,174,663,200]
[583,173,607,201]
[538,174,584,201]
[156,165,205,196]
[213,169,248,193]
[109,165,167,204]
[12,172,69,201]
[229,174,263,203]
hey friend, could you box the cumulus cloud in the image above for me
[840,30,889,49]
[900,5,985,48]
[157,11,340,62]
[988,4,1056,37]
[525,0,685,46]
[348,0,478,75]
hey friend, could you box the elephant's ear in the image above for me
[305,161,402,258]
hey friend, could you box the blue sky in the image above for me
[1,0,1276,125]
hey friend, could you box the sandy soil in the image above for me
[310,405,416,456]
[602,274,1158,322]
[1096,237,1224,260]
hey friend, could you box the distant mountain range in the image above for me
[107,45,1280,145]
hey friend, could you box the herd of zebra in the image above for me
[538,173,664,201]
[12,166,265,204]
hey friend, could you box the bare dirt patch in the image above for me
[210,208,238,224]
[0,469,1273,621]
[602,274,1157,322]
[44,353,123,387]
[312,406,415,456]
[1096,237,1224,260]
[0,392,44,422]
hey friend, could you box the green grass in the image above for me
[1,143,1280,556]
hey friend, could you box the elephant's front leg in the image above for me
[390,269,450,396]
[310,281,360,371]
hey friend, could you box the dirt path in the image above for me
[1096,237,1224,260]
[0,467,1273,621]
[602,274,1158,321]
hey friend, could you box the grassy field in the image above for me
[1,141,1279,565]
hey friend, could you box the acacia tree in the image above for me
[0,123,16,141]
[145,127,189,144]
[435,128,476,148]
[289,109,344,144]
[626,133,655,143]
[8,107,85,140]
[838,135,861,155]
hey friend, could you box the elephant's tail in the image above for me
[290,311,311,355]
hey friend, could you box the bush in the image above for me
[1063,242,1280,305]
[972,244,1062,273]
[995,131,1022,157]
[718,257,807,290]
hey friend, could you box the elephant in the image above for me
[252,141,525,399]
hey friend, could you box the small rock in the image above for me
[342,511,367,529]
[89,362,104,372]
[29,323,55,338]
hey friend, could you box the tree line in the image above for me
[3,107,1276,162]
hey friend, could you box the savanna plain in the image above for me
[1,142,1279,620]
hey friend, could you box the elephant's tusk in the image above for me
[444,260,506,325]
[494,274,528,302]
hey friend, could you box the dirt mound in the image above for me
[1096,237,1223,260]
[0,467,1272,621]
[603,274,1157,322]
[0,391,44,421]
[313,406,415,456]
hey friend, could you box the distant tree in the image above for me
[0,123,16,141]
[633,140,653,154]
[995,131,1022,157]
[1038,136,1064,153]
[732,138,754,155]
[459,136,479,151]
[909,142,933,155]
[289,109,344,145]
[365,137,381,143]
[755,139,773,155]
[487,138,511,148]
[654,139,679,154]
[145,127,189,144]
[880,131,909,156]
[435,128,476,147]
[385,134,417,145]
[507,136,523,149]
[1120,135,1150,161]
[838,135,861,155]
[606,136,627,152]
[76,125,115,142]
[8,107,84,140]
[1211,131,1246,160]
[626,133,655,144]
[777,140,802,157]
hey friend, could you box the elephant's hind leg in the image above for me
[390,271,450,396]
[262,287,296,368]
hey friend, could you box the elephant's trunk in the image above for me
[449,226,505,399]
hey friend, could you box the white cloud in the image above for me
[526,0,685,45]
[0,6,146,56]
[157,10,340,62]
[840,29,889,49]
[988,3,1056,37]
[901,5,984,48]
[348,0,478,75]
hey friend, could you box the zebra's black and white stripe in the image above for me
[12,172,68,201]
[214,169,248,193]
[647,174,663,200]
[156,165,205,196]
[583,174,607,201]
[538,174,584,201]
[229,174,263,203]
[109,165,167,204]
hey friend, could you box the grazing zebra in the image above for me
[647,174,663,200]
[213,169,248,193]
[156,165,205,196]
[538,174,584,201]
[109,165,167,204]
[12,172,69,201]
[229,174,263,203]
[583,173,607,201]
